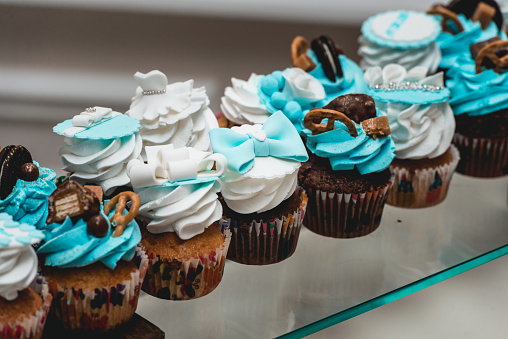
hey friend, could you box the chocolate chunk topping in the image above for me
[19,163,39,182]
[324,94,376,123]
[472,2,496,30]
[361,116,391,139]
[47,180,100,224]
[0,145,33,199]
[447,0,503,31]
[311,35,344,82]
[87,214,109,238]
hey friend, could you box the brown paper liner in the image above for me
[453,132,508,178]
[0,278,52,339]
[43,246,148,332]
[387,145,460,208]
[216,113,239,129]
[141,228,231,300]
[223,190,308,265]
[301,179,393,238]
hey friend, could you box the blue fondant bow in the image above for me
[209,111,308,174]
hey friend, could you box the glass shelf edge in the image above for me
[277,243,508,339]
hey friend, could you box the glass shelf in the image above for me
[135,174,508,338]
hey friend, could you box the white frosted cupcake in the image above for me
[126,70,218,157]
[210,111,309,265]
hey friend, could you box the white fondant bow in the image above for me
[127,145,227,188]
[62,106,121,137]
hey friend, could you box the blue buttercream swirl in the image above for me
[37,206,141,269]
[303,120,396,175]
[0,161,56,230]
[436,14,506,70]
[446,55,508,116]
[308,52,369,104]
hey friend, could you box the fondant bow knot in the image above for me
[72,106,117,128]
[209,111,309,174]
[127,145,227,188]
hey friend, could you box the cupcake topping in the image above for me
[427,5,465,34]
[104,192,140,237]
[46,180,100,224]
[473,39,508,74]
[0,145,35,200]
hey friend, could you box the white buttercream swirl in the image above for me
[59,133,143,196]
[135,182,222,240]
[358,35,441,74]
[221,73,270,125]
[127,71,218,156]
[219,124,300,214]
[0,247,37,301]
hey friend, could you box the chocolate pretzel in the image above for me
[474,39,508,74]
[0,145,36,200]
[427,5,464,34]
[291,36,316,72]
[104,191,140,237]
[446,0,503,31]
[311,35,344,82]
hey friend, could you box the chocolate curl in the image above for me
[361,116,391,140]
[427,5,464,34]
[291,36,316,72]
[472,2,496,30]
[475,40,508,74]
[304,108,358,137]
[104,191,141,237]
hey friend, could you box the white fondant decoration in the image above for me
[371,11,437,42]
[134,70,168,91]
[128,144,227,188]
[282,68,326,102]
[364,64,441,88]
[63,106,121,137]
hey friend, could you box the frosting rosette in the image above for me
[435,13,507,70]
[0,213,44,301]
[359,10,442,73]
[54,107,142,196]
[0,161,56,230]
[37,207,141,269]
[126,70,218,155]
[210,111,308,214]
[446,55,508,116]
[220,73,271,125]
[365,64,454,159]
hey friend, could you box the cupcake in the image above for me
[0,145,56,230]
[299,94,395,238]
[126,70,218,156]
[127,145,231,300]
[209,111,309,264]
[0,213,52,339]
[429,1,506,71]
[358,10,442,74]
[365,64,460,208]
[220,67,325,132]
[37,180,148,331]
[446,38,508,177]
[53,106,142,197]
[291,35,368,103]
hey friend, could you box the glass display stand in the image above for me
[136,174,508,338]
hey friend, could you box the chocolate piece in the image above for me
[19,163,39,182]
[0,145,33,199]
[47,180,100,224]
[471,38,508,73]
[87,214,109,238]
[472,2,496,29]
[447,0,503,31]
[361,116,391,139]
[311,35,344,82]
[324,94,376,123]
[470,36,501,60]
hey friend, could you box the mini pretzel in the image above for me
[304,108,358,137]
[427,6,464,34]
[291,36,316,72]
[475,40,508,74]
[104,191,141,237]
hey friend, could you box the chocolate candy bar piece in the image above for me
[324,94,377,123]
[47,180,100,224]
[361,116,391,139]
[472,2,496,30]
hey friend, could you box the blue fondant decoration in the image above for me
[209,111,309,174]
[0,213,45,248]
[369,86,450,104]
[53,114,141,140]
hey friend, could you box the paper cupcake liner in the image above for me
[0,278,52,339]
[453,132,508,178]
[387,145,460,208]
[222,190,308,265]
[141,228,232,300]
[301,180,393,238]
[44,246,148,331]
[216,113,238,129]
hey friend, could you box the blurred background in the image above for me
[1,1,508,338]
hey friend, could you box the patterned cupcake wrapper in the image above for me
[453,133,508,178]
[0,277,52,339]
[141,228,232,300]
[44,246,149,332]
[301,180,393,239]
[222,190,308,265]
[387,145,460,208]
